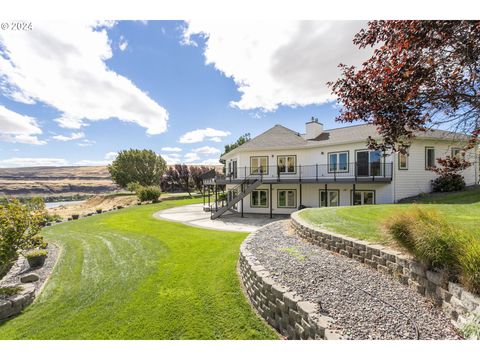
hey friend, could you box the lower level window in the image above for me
[278,189,296,208]
[352,190,375,205]
[319,190,339,207]
[251,189,269,207]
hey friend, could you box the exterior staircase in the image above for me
[211,178,262,219]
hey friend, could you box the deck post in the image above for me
[215,184,218,212]
[241,183,244,218]
[355,161,357,182]
[208,185,211,207]
[325,183,328,207]
[316,164,318,182]
[352,183,356,205]
[203,185,205,206]
[299,165,302,182]
[299,183,302,207]
[269,183,273,219]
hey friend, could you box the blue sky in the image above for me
[0,20,369,167]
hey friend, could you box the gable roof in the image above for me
[232,124,308,151]
[221,123,470,159]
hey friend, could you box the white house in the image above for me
[204,119,478,219]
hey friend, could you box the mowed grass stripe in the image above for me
[0,198,277,340]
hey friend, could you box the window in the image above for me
[277,189,296,208]
[451,148,462,158]
[319,190,340,207]
[328,151,349,173]
[277,155,296,174]
[250,156,268,175]
[352,190,375,205]
[251,189,269,207]
[425,147,436,169]
[398,151,408,170]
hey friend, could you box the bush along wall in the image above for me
[291,211,480,334]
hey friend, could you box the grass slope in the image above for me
[299,188,480,243]
[0,198,277,339]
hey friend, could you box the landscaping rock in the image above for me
[245,220,460,339]
[20,273,40,283]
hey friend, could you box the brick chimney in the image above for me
[305,117,323,140]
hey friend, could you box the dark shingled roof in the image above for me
[221,123,470,159]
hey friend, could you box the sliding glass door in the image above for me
[356,150,382,176]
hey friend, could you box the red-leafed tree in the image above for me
[329,21,480,162]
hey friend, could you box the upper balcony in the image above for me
[204,162,393,185]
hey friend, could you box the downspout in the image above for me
[392,152,397,203]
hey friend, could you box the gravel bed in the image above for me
[0,243,60,295]
[246,220,461,340]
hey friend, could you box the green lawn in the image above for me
[299,187,480,243]
[0,198,277,339]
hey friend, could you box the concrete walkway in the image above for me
[153,203,286,232]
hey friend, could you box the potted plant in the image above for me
[25,249,48,268]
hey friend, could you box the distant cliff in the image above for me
[0,166,118,197]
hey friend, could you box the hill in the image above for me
[0,166,117,197]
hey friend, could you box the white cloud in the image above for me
[104,151,118,161]
[54,116,86,130]
[183,21,371,111]
[78,139,96,147]
[192,146,221,154]
[0,157,68,168]
[75,151,118,166]
[0,21,168,135]
[199,158,223,165]
[161,153,182,164]
[179,128,231,144]
[119,36,128,51]
[0,104,46,145]
[52,131,85,141]
[184,152,200,163]
[161,146,182,152]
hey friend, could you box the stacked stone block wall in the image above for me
[291,211,480,329]
[0,283,35,321]
[239,237,344,340]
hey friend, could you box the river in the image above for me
[45,200,85,209]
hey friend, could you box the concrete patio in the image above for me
[153,203,287,232]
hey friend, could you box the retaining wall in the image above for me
[239,236,344,340]
[291,211,480,329]
[0,283,35,321]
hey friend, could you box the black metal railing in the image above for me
[211,162,393,183]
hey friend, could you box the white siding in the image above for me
[393,139,478,201]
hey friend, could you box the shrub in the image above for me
[383,206,460,270]
[96,208,102,214]
[0,199,46,277]
[432,173,466,192]
[462,314,480,339]
[458,238,480,294]
[25,249,48,258]
[45,213,62,223]
[72,214,80,220]
[383,206,480,294]
[127,182,142,193]
[0,286,22,299]
[137,186,162,202]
